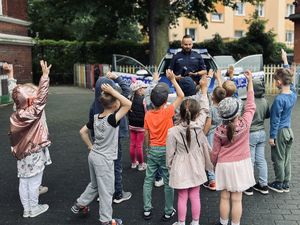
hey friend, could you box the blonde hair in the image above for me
[222,80,237,97]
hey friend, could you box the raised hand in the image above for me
[166,69,176,82]
[244,70,252,81]
[281,48,288,65]
[199,74,208,88]
[208,69,214,78]
[107,71,118,80]
[101,83,115,95]
[153,71,160,82]
[3,63,14,79]
[40,60,52,77]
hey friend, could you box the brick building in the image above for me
[0,0,33,83]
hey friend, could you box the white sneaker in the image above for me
[30,204,49,217]
[39,186,48,195]
[138,163,147,171]
[131,162,139,169]
[23,210,30,218]
[154,178,164,187]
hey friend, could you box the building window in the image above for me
[235,2,245,16]
[256,4,264,17]
[234,30,244,38]
[211,13,224,22]
[185,28,196,41]
[286,4,295,17]
[285,31,294,43]
[0,0,2,15]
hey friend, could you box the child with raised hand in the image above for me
[268,48,297,193]
[143,69,184,221]
[71,83,132,225]
[4,62,49,195]
[244,78,270,196]
[204,70,226,191]
[128,80,148,171]
[9,60,52,218]
[166,75,213,225]
[211,70,256,225]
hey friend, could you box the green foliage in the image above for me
[32,39,149,84]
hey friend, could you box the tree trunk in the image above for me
[148,0,169,66]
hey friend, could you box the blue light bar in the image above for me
[167,48,208,54]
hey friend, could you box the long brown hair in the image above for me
[180,99,200,147]
[226,119,235,142]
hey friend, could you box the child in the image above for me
[128,80,148,171]
[71,83,132,225]
[166,76,213,225]
[222,80,238,98]
[268,66,297,193]
[211,70,256,225]
[143,69,184,221]
[90,72,132,203]
[9,60,52,218]
[222,79,243,112]
[204,70,226,191]
[144,71,164,187]
[244,79,270,196]
[4,62,49,195]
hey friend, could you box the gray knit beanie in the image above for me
[218,97,240,121]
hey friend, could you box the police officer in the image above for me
[169,35,207,83]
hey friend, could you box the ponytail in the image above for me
[227,120,235,142]
[180,99,200,148]
[185,108,191,147]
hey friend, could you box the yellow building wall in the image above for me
[169,0,295,48]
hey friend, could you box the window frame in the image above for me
[285,31,294,43]
[185,28,196,42]
[234,30,244,38]
[256,3,264,17]
[286,4,295,17]
[235,2,245,16]
[211,12,224,22]
[0,0,2,15]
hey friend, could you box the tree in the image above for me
[135,0,262,65]
[29,0,262,65]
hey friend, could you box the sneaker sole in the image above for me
[30,205,49,218]
[243,191,253,196]
[23,213,30,218]
[268,186,284,193]
[143,211,152,220]
[283,189,290,193]
[113,194,132,204]
[161,209,176,221]
[253,187,269,195]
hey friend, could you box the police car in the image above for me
[111,50,264,99]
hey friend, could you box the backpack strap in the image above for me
[194,129,201,148]
[179,132,189,153]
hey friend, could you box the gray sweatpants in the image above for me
[77,151,115,223]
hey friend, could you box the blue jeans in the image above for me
[114,138,123,198]
[249,130,268,186]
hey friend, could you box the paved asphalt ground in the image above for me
[0,86,300,225]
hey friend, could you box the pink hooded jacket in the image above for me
[9,75,51,160]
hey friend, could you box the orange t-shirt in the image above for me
[144,104,175,146]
